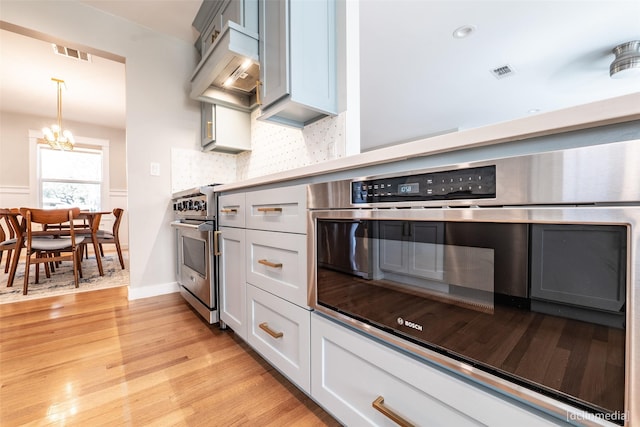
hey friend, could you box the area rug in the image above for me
[0,255,129,304]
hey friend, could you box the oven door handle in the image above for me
[214,231,221,256]
[170,221,214,232]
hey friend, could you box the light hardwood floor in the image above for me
[0,287,340,426]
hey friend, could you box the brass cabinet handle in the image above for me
[257,207,283,213]
[372,396,414,427]
[206,121,213,139]
[213,231,221,256]
[256,79,262,106]
[220,208,238,214]
[259,322,283,339]
[258,259,282,268]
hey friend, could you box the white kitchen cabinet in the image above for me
[201,103,251,153]
[245,184,307,234]
[257,0,339,128]
[219,184,313,394]
[311,313,562,427]
[218,184,309,350]
[246,283,311,393]
[246,229,308,308]
[219,225,247,340]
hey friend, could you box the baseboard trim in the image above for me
[128,281,179,300]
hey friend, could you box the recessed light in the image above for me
[453,25,476,39]
[527,109,540,114]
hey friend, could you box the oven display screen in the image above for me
[398,183,419,194]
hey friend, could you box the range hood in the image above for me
[190,21,259,112]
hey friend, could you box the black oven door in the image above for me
[315,217,627,418]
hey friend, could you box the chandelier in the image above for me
[41,78,74,150]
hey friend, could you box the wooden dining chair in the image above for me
[96,208,125,269]
[20,207,85,295]
[0,209,18,273]
[44,217,92,260]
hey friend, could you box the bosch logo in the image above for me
[397,317,423,331]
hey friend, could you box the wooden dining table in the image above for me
[4,209,111,288]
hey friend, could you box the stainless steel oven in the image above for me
[308,140,640,425]
[171,186,219,324]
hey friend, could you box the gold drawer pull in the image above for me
[259,322,283,339]
[220,208,238,214]
[258,259,282,268]
[372,396,414,427]
[257,207,282,213]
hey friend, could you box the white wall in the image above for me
[1,0,201,298]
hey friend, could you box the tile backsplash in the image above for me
[170,148,237,192]
[171,109,345,191]
[236,109,345,180]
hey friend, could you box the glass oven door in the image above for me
[174,222,215,309]
[312,209,630,422]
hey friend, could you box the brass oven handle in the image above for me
[259,322,283,339]
[206,121,213,139]
[213,231,221,256]
[372,396,414,427]
[258,259,282,268]
[257,207,283,213]
[220,208,238,214]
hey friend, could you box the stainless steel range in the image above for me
[308,140,640,425]
[171,185,219,323]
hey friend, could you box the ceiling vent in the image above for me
[52,44,91,62]
[490,64,515,79]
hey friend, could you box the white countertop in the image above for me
[214,92,640,193]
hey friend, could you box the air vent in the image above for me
[52,44,91,62]
[490,64,515,79]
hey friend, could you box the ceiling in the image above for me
[1,1,639,151]
[359,1,640,150]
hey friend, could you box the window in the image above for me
[38,145,103,211]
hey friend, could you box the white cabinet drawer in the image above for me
[311,313,560,427]
[218,192,246,228]
[247,284,311,393]
[246,229,308,308]
[245,185,307,233]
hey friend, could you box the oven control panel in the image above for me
[173,195,208,213]
[352,165,496,204]
[172,194,214,220]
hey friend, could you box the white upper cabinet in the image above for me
[201,103,251,153]
[257,0,340,128]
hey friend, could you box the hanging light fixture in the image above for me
[41,77,74,150]
[610,41,640,79]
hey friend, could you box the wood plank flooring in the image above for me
[0,287,340,426]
